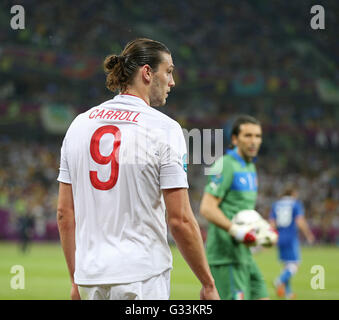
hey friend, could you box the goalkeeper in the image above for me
[200,115,269,300]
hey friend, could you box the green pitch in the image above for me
[0,242,338,300]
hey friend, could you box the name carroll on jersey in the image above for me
[89,108,141,123]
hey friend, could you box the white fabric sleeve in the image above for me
[159,125,189,189]
[57,137,72,184]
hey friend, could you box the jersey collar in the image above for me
[106,94,150,108]
[118,94,150,106]
[227,147,257,167]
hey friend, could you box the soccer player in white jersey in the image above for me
[57,38,219,300]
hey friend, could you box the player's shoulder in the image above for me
[223,149,243,164]
[148,106,182,130]
[209,154,233,174]
[294,199,304,209]
[69,109,90,124]
[223,152,234,162]
[271,199,279,209]
[215,154,236,172]
[221,153,237,169]
[62,108,95,139]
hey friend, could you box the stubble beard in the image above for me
[238,146,257,163]
[149,76,166,107]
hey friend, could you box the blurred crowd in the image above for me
[0,0,338,243]
[0,140,60,240]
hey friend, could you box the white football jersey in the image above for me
[57,94,188,285]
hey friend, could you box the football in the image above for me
[232,210,278,247]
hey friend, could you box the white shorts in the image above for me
[78,270,171,300]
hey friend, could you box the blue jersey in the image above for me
[270,196,304,262]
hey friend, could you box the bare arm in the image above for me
[57,182,80,300]
[200,192,232,232]
[296,215,315,244]
[163,188,220,300]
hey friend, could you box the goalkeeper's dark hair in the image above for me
[229,115,261,149]
[103,38,171,93]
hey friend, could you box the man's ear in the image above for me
[141,64,153,84]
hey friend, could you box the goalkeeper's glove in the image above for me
[257,227,279,247]
[229,223,257,245]
[255,220,279,247]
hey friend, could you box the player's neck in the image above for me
[121,88,150,106]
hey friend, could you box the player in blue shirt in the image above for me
[269,184,315,299]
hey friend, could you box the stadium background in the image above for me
[0,0,338,299]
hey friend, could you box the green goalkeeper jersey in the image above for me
[204,148,258,265]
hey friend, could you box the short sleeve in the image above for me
[204,156,233,199]
[159,124,188,189]
[57,137,72,184]
[269,204,276,220]
[294,200,305,217]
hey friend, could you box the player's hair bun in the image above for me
[103,54,129,92]
[103,55,124,73]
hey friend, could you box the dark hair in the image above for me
[229,114,261,148]
[281,183,298,197]
[103,38,171,93]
